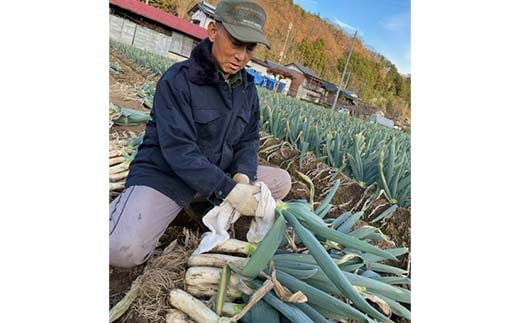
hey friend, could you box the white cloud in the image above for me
[332,17,360,33]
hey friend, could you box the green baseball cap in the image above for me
[214,0,271,49]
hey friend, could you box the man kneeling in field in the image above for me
[109,0,291,268]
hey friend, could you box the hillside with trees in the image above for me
[140,0,411,123]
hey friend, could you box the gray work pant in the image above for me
[109,166,291,268]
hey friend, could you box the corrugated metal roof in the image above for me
[250,57,270,67]
[250,58,301,77]
[187,1,216,16]
[110,0,208,40]
[266,60,299,76]
[320,80,337,91]
[319,80,359,100]
[198,1,216,16]
[342,89,358,99]
[286,62,319,79]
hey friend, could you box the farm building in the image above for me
[285,63,325,103]
[246,59,295,96]
[187,1,217,29]
[319,80,360,107]
[264,60,298,96]
[343,89,359,101]
[247,57,270,75]
[109,0,207,61]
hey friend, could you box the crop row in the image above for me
[110,41,411,207]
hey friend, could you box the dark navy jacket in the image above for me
[125,38,260,208]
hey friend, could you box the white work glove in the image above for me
[224,183,260,216]
[233,172,250,184]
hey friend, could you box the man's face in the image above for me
[208,22,257,79]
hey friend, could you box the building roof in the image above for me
[320,80,337,92]
[342,89,359,100]
[250,57,270,67]
[249,58,301,78]
[187,1,216,17]
[110,0,208,40]
[266,60,300,76]
[286,62,320,79]
[319,80,359,100]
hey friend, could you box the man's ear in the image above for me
[207,20,217,42]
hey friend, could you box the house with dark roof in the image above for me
[247,57,270,75]
[319,80,360,107]
[187,1,216,29]
[320,80,337,92]
[284,63,325,103]
[245,58,297,95]
[109,0,208,61]
[264,60,300,96]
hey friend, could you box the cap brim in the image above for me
[222,21,271,49]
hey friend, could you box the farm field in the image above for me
[109,41,411,323]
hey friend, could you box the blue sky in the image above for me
[293,0,410,75]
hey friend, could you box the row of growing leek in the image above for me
[110,40,411,207]
[258,88,410,207]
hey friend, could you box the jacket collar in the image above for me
[188,38,253,88]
